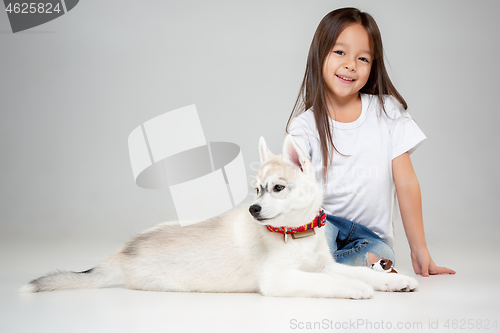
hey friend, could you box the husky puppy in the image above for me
[21,135,418,299]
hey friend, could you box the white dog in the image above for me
[21,135,418,299]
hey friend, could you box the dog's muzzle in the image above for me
[249,204,262,218]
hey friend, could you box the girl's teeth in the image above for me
[339,75,353,81]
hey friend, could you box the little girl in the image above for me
[287,7,455,276]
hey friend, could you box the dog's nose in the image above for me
[249,204,261,218]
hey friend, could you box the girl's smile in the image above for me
[335,74,356,83]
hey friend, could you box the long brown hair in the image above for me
[286,7,407,180]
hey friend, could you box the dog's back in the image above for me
[119,210,267,292]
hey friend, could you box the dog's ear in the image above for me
[259,137,274,164]
[282,134,312,175]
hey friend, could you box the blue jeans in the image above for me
[325,214,395,267]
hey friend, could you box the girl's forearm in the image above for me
[392,153,428,253]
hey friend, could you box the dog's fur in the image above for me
[20,135,418,299]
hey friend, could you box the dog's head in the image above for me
[249,135,323,228]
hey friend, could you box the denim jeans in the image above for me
[325,214,395,267]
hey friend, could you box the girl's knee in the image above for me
[366,242,395,266]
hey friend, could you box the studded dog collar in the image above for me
[266,210,326,243]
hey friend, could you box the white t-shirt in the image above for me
[288,93,426,246]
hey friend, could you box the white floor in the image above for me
[1,236,499,333]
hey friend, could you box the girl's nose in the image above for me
[345,62,356,72]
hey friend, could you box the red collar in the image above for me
[266,210,326,234]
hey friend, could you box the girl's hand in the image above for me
[410,249,456,277]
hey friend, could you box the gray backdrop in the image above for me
[1,0,499,257]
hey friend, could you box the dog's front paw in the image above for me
[374,273,418,292]
[339,280,374,299]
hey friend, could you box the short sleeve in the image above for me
[287,113,316,161]
[384,97,427,160]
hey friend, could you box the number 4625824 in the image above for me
[5,3,62,14]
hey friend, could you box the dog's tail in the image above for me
[19,251,123,293]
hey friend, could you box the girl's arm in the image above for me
[392,152,456,277]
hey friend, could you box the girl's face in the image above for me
[323,24,372,102]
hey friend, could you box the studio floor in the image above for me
[1,236,498,333]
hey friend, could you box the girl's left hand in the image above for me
[410,249,456,277]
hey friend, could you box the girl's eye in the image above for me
[334,50,345,55]
[359,57,370,63]
[273,185,285,192]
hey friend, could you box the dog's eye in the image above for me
[255,188,259,195]
[273,185,285,192]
